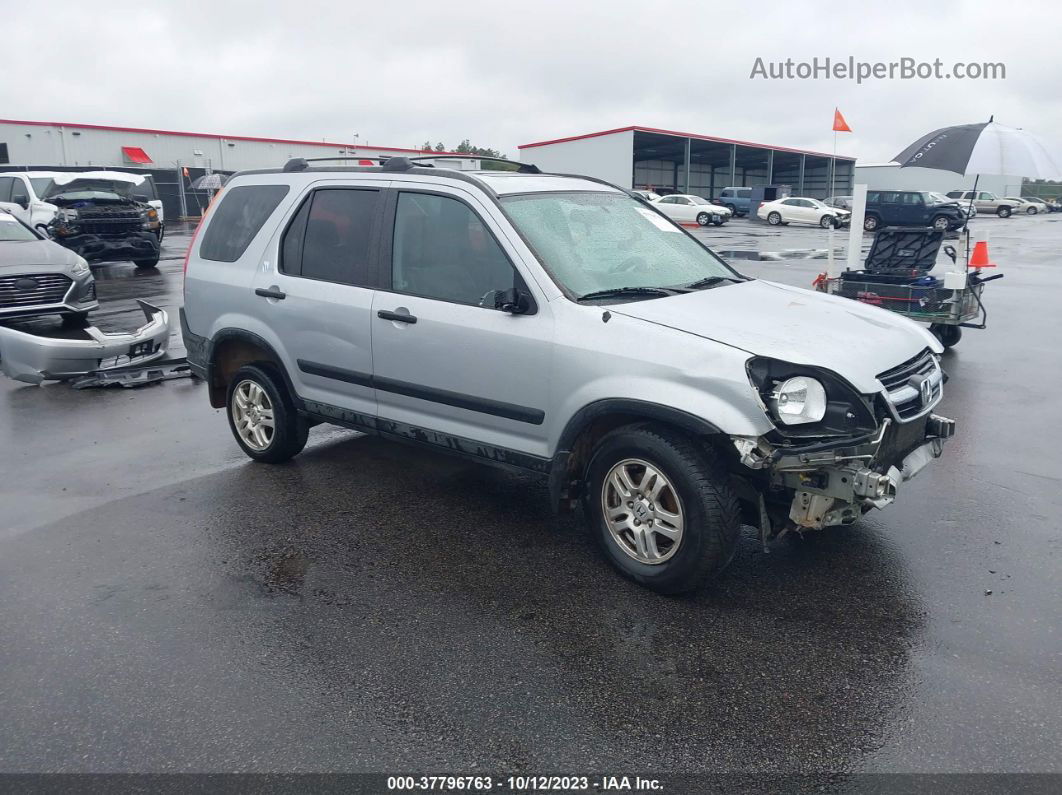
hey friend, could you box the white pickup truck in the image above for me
[0,171,164,240]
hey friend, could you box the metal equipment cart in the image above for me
[815,227,1003,349]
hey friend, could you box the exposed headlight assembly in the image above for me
[747,357,878,437]
[70,256,90,276]
[770,376,827,425]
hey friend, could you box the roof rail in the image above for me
[282,155,392,172]
[406,155,541,174]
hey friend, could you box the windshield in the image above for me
[928,192,954,204]
[501,191,737,299]
[689,196,713,205]
[0,214,39,242]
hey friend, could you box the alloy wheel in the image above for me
[601,458,684,565]
[232,379,275,451]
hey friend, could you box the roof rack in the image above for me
[282,154,541,175]
[405,155,541,174]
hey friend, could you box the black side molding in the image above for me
[297,360,544,425]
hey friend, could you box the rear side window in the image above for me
[280,188,379,285]
[199,184,289,262]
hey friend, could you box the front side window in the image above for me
[501,191,737,299]
[0,177,12,202]
[199,184,289,262]
[391,192,516,307]
[281,188,378,285]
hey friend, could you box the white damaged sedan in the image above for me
[758,197,851,228]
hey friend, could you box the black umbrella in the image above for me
[894,118,1062,235]
[893,118,1061,179]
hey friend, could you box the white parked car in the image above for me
[1001,196,1041,215]
[758,197,851,228]
[631,189,661,202]
[652,194,732,226]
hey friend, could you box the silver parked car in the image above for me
[181,157,956,593]
[0,209,97,325]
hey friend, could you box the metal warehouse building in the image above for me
[518,126,855,199]
[0,118,477,218]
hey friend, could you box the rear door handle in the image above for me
[255,287,286,300]
[377,310,417,324]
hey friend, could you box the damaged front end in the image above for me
[46,186,161,264]
[736,348,957,536]
[0,300,169,384]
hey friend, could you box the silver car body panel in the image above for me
[0,300,168,384]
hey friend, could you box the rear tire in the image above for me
[767,211,782,226]
[996,206,1011,218]
[586,424,741,594]
[226,364,309,463]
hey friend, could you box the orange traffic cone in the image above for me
[969,240,996,269]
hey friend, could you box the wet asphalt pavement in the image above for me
[0,216,1059,783]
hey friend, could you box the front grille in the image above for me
[0,273,72,309]
[876,348,942,421]
[75,209,142,237]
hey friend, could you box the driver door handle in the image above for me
[377,310,417,324]
[255,287,286,300]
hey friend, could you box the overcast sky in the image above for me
[5,1,1061,162]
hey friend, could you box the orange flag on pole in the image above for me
[833,108,852,132]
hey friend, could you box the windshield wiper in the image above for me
[576,286,675,302]
[684,275,739,290]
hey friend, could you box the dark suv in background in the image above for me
[863,190,966,232]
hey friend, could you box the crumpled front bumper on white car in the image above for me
[0,300,169,384]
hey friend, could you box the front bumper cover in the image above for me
[733,414,956,530]
[0,300,169,384]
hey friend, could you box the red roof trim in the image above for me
[518,125,854,161]
[0,118,464,156]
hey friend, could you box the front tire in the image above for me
[767,211,782,226]
[226,364,309,463]
[586,424,741,594]
[696,212,711,226]
[134,254,160,269]
[931,215,950,232]
[820,214,836,229]
[997,206,1011,218]
[61,311,90,328]
[864,214,881,232]
[724,203,737,216]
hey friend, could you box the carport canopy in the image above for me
[631,129,853,200]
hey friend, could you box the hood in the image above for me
[0,238,84,274]
[611,279,941,394]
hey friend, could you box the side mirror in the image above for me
[494,287,534,315]
[943,245,957,265]
[15,196,29,210]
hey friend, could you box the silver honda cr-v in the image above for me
[181,156,955,593]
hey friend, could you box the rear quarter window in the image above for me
[199,184,290,262]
